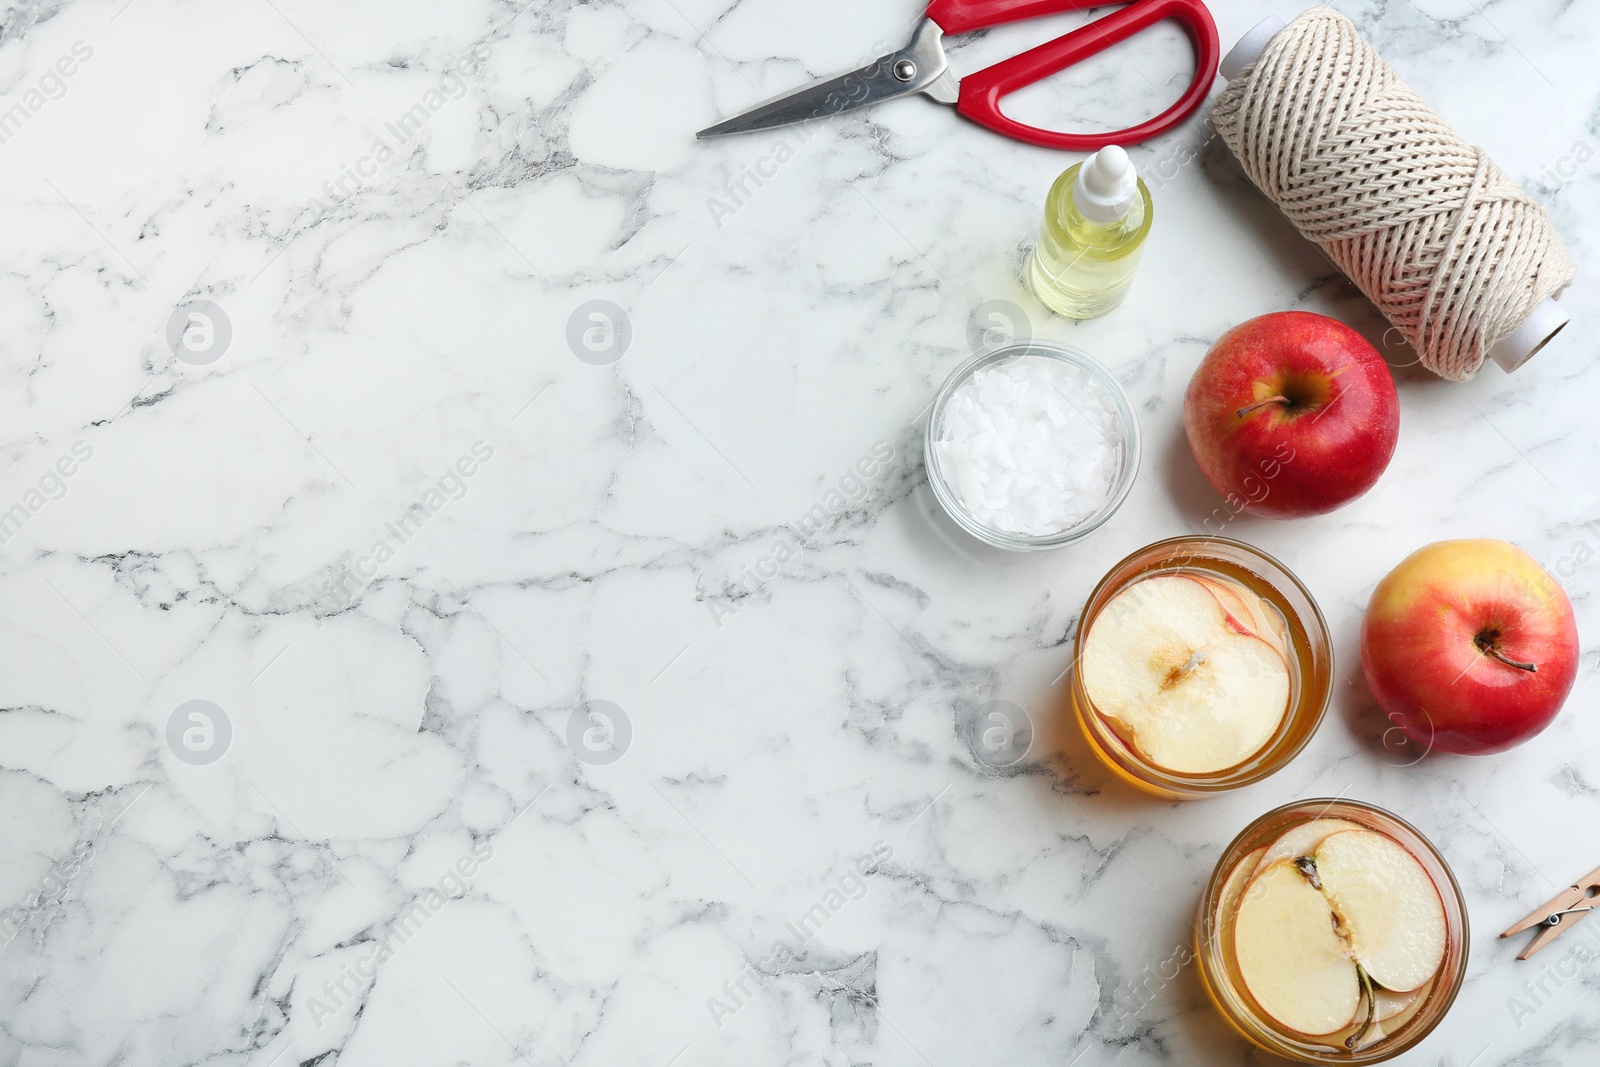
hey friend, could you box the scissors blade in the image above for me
[697,20,951,139]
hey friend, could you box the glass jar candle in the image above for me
[1196,799,1468,1063]
[1071,536,1332,797]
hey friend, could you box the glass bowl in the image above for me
[924,340,1140,551]
[1071,536,1332,797]
[1196,799,1469,1063]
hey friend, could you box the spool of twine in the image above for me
[1212,8,1574,382]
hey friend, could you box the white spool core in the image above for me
[1488,297,1568,373]
[1222,15,1568,375]
[1220,16,1286,81]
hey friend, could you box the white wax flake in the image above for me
[934,355,1124,537]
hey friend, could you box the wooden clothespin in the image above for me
[1500,863,1600,960]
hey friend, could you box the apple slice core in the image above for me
[1233,861,1362,1036]
[1312,830,1447,993]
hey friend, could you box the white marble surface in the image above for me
[0,0,1595,1064]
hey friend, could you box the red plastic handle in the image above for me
[927,0,1220,150]
[929,0,1109,34]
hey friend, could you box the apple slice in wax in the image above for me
[1217,846,1269,917]
[1082,575,1291,774]
[1311,829,1447,993]
[1252,817,1365,877]
[1323,975,1434,1051]
[1188,573,1290,661]
[1187,573,1260,638]
[1233,861,1362,1036]
[1375,978,1431,1023]
[1246,593,1290,660]
[1369,977,1434,1040]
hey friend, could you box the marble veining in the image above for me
[0,0,1596,1064]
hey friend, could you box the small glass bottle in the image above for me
[1026,146,1152,319]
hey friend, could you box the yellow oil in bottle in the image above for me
[1027,148,1153,320]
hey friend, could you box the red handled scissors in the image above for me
[696,0,1219,150]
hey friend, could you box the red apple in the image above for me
[1361,539,1579,755]
[1184,312,1400,518]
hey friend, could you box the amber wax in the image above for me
[1196,799,1468,1063]
[1071,536,1332,797]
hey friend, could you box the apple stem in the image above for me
[1235,395,1292,419]
[1346,966,1377,1050]
[1481,643,1538,673]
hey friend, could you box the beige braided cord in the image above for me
[1212,8,1575,381]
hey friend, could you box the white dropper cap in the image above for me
[1073,145,1138,223]
[1220,13,1569,374]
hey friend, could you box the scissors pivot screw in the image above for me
[892,59,917,82]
